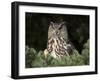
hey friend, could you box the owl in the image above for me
[44,21,74,59]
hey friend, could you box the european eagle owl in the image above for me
[44,21,74,59]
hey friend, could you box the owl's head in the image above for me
[49,21,66,35]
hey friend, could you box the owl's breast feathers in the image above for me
[44,36,74,59]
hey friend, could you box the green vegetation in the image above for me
[25,39,89,68]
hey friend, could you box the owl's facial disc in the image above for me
[50,21,66,35]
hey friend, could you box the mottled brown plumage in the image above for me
[44,21,74,59]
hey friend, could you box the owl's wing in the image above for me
[66,39,76,54]
[60,25,68,42]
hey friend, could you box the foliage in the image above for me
[25,40,89,68]
[81,39,89,65]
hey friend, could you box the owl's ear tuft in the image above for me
[60,21,66,27]
[61,21,66,25]
[50,21,54,25]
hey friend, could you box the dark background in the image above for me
[26,13,89,53]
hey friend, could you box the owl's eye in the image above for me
[58,26,62,30]
[58,21,66,30]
